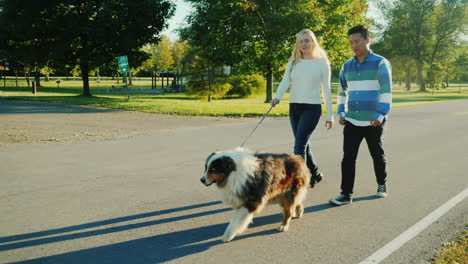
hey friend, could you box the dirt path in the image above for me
[0,99,240,148]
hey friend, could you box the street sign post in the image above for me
[117,56,130,73]
[117,55,131,101]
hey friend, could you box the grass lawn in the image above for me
[1,76,467,117]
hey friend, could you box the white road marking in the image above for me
[359,187,468,264]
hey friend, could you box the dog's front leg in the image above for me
[222,207,253,242]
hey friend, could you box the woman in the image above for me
[271,29,333,187]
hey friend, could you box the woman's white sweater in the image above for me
[275,58,333,121]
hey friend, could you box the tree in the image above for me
[186,55,232,102]
[181,0,368,102]
[152,36,175,72]
[451,42,468,83]
[0,0,174,96]
[427,0,467,89]
[40,66,55,82]
[137,35,175,76]
[377,0,467,91]
[171,40,190,86]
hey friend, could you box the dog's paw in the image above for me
[277,224,289,232]
[222,230,236,242]
[295,208,304,218]
[221,234,235,242]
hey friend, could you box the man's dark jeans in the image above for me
[289,103,322,177]
[341,120,387,196]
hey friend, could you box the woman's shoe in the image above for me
[310,172,323,188]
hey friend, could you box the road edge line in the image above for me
[359,187,468,264]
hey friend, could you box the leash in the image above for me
[240,105,274,148]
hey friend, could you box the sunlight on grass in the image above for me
[1,77,467,117]
[428,227,467,264]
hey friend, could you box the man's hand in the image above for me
[325,121,333,130]
[271,98,280,107]
[370,119,381,127]
[339,118,346,126]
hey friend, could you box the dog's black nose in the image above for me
[200,178,206,184]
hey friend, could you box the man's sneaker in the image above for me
[376,184,387,198]
[310,172,323,188]
[329,194,352,206]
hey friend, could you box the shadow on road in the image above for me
[0,201,226,248]
[353,195,380,202]
[3,202,338,263]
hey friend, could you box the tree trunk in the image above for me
[80,34,92,96]
[206,68,211,102]
[25,71,30,87]
[81,61,91,96]
[405,65,411,91]
[34,71,41,87]
[264,63,273,103]
[416,60,426,91]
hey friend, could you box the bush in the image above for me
[186,77,232,101]
[226,74,265,98]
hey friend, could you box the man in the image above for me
[329,25,392,206]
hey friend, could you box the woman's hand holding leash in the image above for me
[271,98,280,107]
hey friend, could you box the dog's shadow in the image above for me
[4,197,377,263]
[2,201,230,264]
[248,201,332,228]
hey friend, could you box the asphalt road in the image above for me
[1,100,467,264]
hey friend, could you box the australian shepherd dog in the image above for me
[200,148,310,242]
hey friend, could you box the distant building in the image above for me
[0,59,25,74]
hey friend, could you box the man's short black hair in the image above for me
[348,25,370,39]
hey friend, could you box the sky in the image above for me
[161,0,194,41]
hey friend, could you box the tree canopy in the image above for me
[0,0,174,96]
[181,0,368,102]
[376,0,467,91]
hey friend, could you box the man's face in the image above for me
[349,33,369,58]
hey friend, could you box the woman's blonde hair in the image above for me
[290,29,327,64]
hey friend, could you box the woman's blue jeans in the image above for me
[289,103,322,177]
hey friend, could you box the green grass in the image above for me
[1,76,467,117]
[429,226,467,264]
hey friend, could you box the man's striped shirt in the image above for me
[337,51,392,126]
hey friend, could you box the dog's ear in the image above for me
[221,156,237,172]
[206,152,217,162]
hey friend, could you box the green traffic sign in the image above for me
[117,55,130,73]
